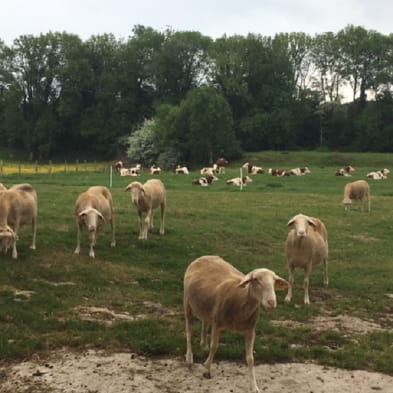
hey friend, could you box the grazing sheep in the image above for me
[74,186,116,258]
[175,165,189,175]
[285,214,328,305]
[342,180,370,212]
[125,179,166,240]
[226,176,253,186]
[0,183,38,259]
[215,157,229,174]
[150,165,162,175]
[184,255,288,393]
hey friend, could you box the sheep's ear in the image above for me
[274,277,289,291]
[125,184,131,192]
[238,273,254,288]
[78,210,87,217]
[287,217,295,226]
[97,211,105,222]
[307,218,317,227]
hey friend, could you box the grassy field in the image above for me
[0,150,392,375]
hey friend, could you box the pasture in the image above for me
[0,150,392,377]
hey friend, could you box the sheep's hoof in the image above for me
[284,295,291,303]
[89,251,95,258]
[30,245,36,250]
[74,249,80,255]
[203,371,211,379]
[110,241,116,248]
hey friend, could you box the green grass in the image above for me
[0,150,392,374]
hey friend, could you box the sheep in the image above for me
[74,186,116,258]
[285,214,328,305]
[184,255,288,393]
[342,180,370,212]
[125,179,166,240]
[175,165,189,175]
[0,183,6,191]
[0,183,38,259]
[150,165,161,175]
[226,176,253,186]
[215,157,229,174]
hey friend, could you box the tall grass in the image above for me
[0,151,392,374]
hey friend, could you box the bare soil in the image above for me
[1,349,393,393]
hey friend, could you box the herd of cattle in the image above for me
[0,157,386,393]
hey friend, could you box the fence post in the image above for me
[18,162,22,176]
[49,160,52,174]
[35,160,39,173]
[76,159,79,172]
[64,160,67,173]
[0,160,3,175]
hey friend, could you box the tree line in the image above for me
[0,24,392,165]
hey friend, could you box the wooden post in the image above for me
[49,160,52,174]
[76,159,79,172]
[64,160,67,173]
[35,160,39,173]
[18,162,22,176]
[0,160,3,175]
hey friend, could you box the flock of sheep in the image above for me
[0,158,383,393]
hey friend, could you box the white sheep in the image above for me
[285,214,328,305]
[200,164,218,176]
[184,255,288,393]
[125,179,166,240]
[74,186,116,258]
[342,180,370,212]
[130,164,141,176]
[0,183,37,259]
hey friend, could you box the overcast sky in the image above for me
[1,0,392,45]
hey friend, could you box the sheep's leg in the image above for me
[303,264,312,305]
[74,221,82,254]
[30,216,37,250]
[323,257,329,287]
[159,203,165,235]
[203,325,220,379]
[88,230,96,258]
[143,210,152,240]
[109,217,116,248]
[285,264,295,303]
[184,299,194,367]
[137,212,144,240]
[200,321,209,350]
[12,222,20,259]
[245,330,260,393]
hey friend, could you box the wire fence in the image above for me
[0,160,109,175]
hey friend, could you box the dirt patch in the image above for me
[272,313,387,336]
[1,349,392,393]
[0,286,35,301]
[73,301,180,326]
[350,234,380,242]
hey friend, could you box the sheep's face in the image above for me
[342,197,352,209]
[78,208,104,231]
[0,226,17,254]
[287,214,315,237]
[239,269,288,310]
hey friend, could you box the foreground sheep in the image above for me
[125,179,166,240]
[184,255,288,393]
[74,186,116,258]
[285,214,328,305]
[0,183,37,259]
[342,180,370,212]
